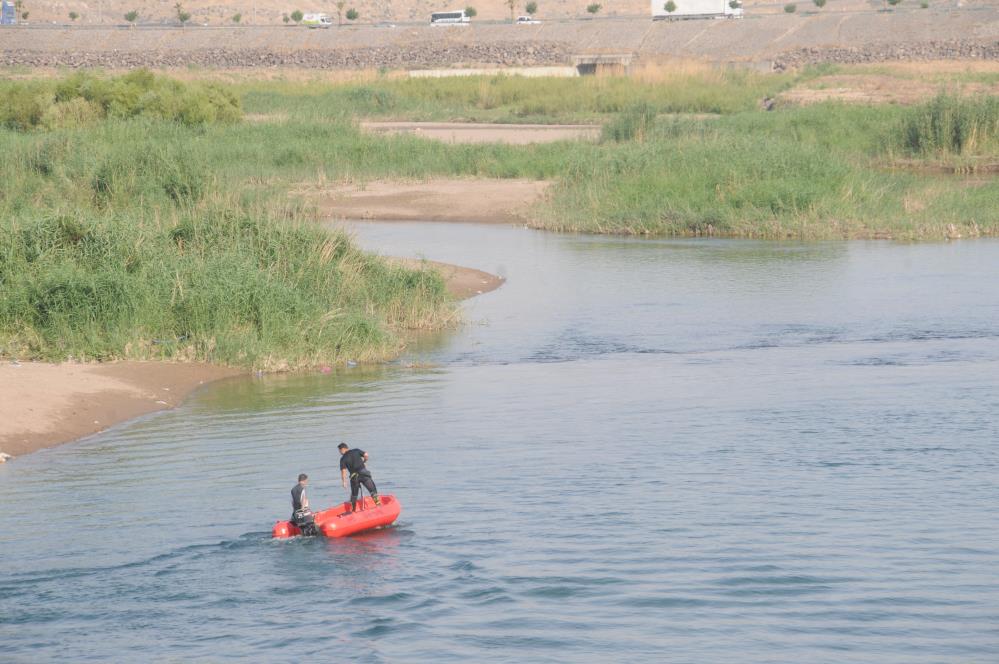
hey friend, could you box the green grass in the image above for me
[0,111,456,369]
[235,65,795,123]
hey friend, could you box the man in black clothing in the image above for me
[339,443,381,512]
[291,473,318,536]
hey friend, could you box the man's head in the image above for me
[298,473,308,484]
[338,443,349,455]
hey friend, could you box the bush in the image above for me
[813,0,826,8]
[784,3,797,12]
[0,71,242,131]
[0,84,52,131]
[586,3,601,14]
[68,11,79,20]
[464,6,477,17]
[345,8,359,20]
[291,9,304,22]
[526,1,538,14]
[664,0,677,12]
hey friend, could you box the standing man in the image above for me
[339,443,381,512]
[291,473,318,536]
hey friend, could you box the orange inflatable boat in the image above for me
[272,495,401,538]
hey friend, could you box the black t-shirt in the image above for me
[291,483,307,511]
[339,449,367,475]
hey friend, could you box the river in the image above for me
[1,222,997,662]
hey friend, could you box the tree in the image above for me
[232,12,241,22]
[124,10,138,24]
[335,0,345,25]
[282,13,290,23]
[291,9,303,23]
[586,2,601,14]
[68,11,79,19]
[664,0,677,12]
[783,2,796,11]
[345,7,358,20]
[526,1,537,15]
[813,0,825,7]
[21,10,28,19]
[464,6,477,17]
[505,0,515,21]
[175,2,191,25]
[729,0,740,8]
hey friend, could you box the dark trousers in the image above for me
[350,471,378,509]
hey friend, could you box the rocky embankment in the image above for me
[773,39,999,71]
[0,41,571,69]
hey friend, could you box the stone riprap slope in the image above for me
[2,8,998,69]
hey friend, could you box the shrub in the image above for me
[41,97,103,130]
[345,8,359,20]
[124,10,138,23]
[174,2,190,25]
[291,9,304,22]
[232,12,241,22]
[665,0,677,11]
[784,3,797,11]
[813,0,826,7]
[526,1,538,14]
[68,11,79,20]
[0,84,52,131]
[0,71,242,131]
[887,0,902,5]
[586,3,601,14]
[464,6,477,17]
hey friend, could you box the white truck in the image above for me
[651,0,742,20]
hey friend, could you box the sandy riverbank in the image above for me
[0,361,241,460]
[322,178,550,224]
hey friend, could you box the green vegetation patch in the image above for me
[889,93,999,161]
[0,69,242,131]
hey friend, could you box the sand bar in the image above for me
[322,178,550,224]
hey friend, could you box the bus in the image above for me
[430,10,470,25]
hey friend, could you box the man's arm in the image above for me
[341,467,348,488]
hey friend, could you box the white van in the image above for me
[430,10,470,25]
[302,13,333,28]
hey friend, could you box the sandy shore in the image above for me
[393,258,505,299]
[0,361,241,460]
[322,178,550,224]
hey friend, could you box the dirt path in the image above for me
[360,122,600,145]
[0,362,241,460]
[320,178,550,224]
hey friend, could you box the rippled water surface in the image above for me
[2,224,998,662]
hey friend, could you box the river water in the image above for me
[2,223,998,662]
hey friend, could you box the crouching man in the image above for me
[291,473,319,536]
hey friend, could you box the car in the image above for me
[516,15,541,24]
